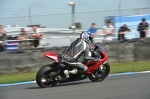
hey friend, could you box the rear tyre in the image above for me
[88,62,110,82]
[36,65,58,88]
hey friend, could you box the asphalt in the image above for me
[0,73,150,99]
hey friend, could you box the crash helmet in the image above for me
[80,32,93,44]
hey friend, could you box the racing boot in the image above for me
[69,69,78,74]
[64,69,77,78]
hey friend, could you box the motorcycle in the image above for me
[36,45,110,88]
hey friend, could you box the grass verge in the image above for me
[0,61,150,84]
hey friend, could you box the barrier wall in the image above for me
[0,38,150,75]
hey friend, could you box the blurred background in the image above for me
[0,0,150,28]
[0,0,150,47]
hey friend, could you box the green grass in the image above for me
[110,61,150,73]
[0,72,37,84]
[0,61,150,84]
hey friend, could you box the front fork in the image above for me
[87,61,107,74]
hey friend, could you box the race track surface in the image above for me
[0,73,150,99]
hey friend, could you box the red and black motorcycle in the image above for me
[36,45,110,88]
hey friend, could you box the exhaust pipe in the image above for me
[55,76,68,82]
[55,76,61,81]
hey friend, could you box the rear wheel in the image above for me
[88,62,110,82]
[36,65,58,88]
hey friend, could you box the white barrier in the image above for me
[4,30,150,41]
[1,30,150,48]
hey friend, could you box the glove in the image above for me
[94,57,100,61]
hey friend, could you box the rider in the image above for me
[62,32,100,78]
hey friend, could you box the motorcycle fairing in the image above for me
[43,52,58,62]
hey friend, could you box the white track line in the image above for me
[0,71,150,87]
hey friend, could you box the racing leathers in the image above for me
[62,38,98,75]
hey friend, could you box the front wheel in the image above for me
[36,65,58,88]
[88,62,110,82]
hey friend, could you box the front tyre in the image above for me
[88,62,110,82]
[36,65,57,88]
